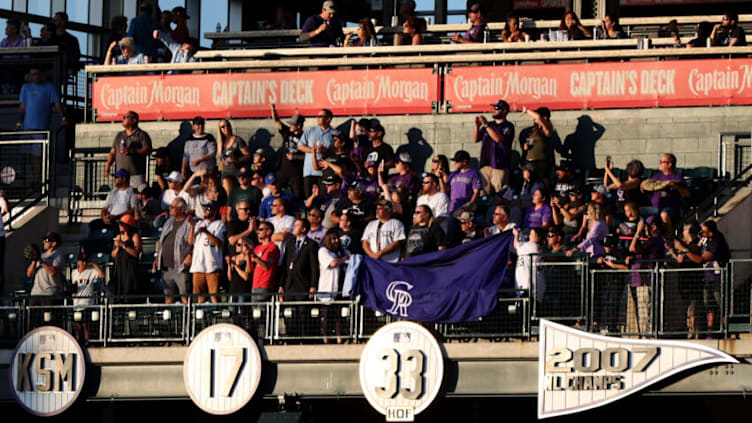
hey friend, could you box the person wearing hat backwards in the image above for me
[301,0,344,47]
[474,99,515,195]
[28,232,65,305]
[182,116,217,182]
[111,214,142,298]
[449,3,488,43]
[271,103,305,200]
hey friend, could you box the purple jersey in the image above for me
[650,172,685,211]
[448,168,482,214]
[524,204,553,229]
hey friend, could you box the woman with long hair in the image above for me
[345,18,377,47]
[110,214,142,297]
[218,119,251,177]
[317,228,350,344]
[559,11,591,40]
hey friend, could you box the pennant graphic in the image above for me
[538,319,738,419]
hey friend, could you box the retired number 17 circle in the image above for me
[359,321,444,421]
[183,324,262,415]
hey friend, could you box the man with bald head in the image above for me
[154,197,193,303]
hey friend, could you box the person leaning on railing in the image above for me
[344,18,377,47]
[105,36,148,65]
[559,11,592,40]
[397,16,423,46]
[300,0,344,47]
[317,228,349,344]
[501,14,528,43]
[449,3,487,44]
[710,11,747,47]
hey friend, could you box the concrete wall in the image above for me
[74,105,752,173]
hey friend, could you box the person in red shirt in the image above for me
[251,220,280,302]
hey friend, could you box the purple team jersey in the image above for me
[448,168,482,213]
[650,172,685,211]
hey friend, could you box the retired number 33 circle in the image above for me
[359,321,444,418]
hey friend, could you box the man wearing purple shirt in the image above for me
[388,152,420,196]
[649,153,689,231]
[474,99,515,195]
[443,150,482,215]
[524,188,553,229]
[449,3,487,43]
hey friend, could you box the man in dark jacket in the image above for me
[279,218,319,339]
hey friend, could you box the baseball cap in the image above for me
[43,231,60,243]
[152,147,169,159]
[469,3,482,13]
[397,152,412,164]
[112,168,130,179]
[264,173,278,184]
[136,183,149,194]
[375,198,392,207]
[166,171,183,183]
[254,148,265,157]
[118,214,136,227]
[458,210,475,222]
[172,6,189,19]
[204,201,220,211]
[349,180,365,191]
[322,174,341,185]
[451,150,470,162]
[286,113,304,126]
[365,160,377,168]
[322,0,335,13]
[593,184,609,196]
[555,161,573,172]
[192,116,205,125]
[521,162,535,172]
[492,99,509,111]
[77,252,88,262]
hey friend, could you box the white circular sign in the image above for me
[1,166,15,184]
[9,326,86,416]
[183,323,262,415]
[359,321,444,418]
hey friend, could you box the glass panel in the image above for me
[28,22,43,41]
[89,0,102,26]
[158,0,185,13]
[200,0,228,48]
[69,28,87,55]
[446,14,467,25]
[415,0,433,12]
[0,0,11,9]
[65,0,88,24]
[27,0,50,16]
[123,0,137,21]
[448,0,466,10]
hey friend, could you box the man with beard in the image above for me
[474,99,515,195]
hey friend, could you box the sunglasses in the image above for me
[547,233,559,238]
[422,180,433,184]
[219,124,228,129]
[123,115,136,120]
[236,207,249,211]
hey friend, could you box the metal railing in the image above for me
[3,258,752,346]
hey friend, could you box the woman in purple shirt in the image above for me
[524,188,552,230]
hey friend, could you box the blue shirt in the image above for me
[19,82,60,130]
[127,12,160,56]
[299,126,334,177]
[259,191,297,219]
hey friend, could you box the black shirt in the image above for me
[405,223,446,258]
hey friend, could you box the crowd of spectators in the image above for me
[17,92,730,342]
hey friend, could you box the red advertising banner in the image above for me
[93,68,439,121]
[513,0,566,9]
[445,59,752,113]
[620,0,745,5]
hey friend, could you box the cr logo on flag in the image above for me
[386,281,413,317]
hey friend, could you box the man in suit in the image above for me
[279,218,319,339]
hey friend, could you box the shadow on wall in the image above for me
[396,127,433,172]
[166,121,193,166]
[248,128,274,160]
[561,115,605,172]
